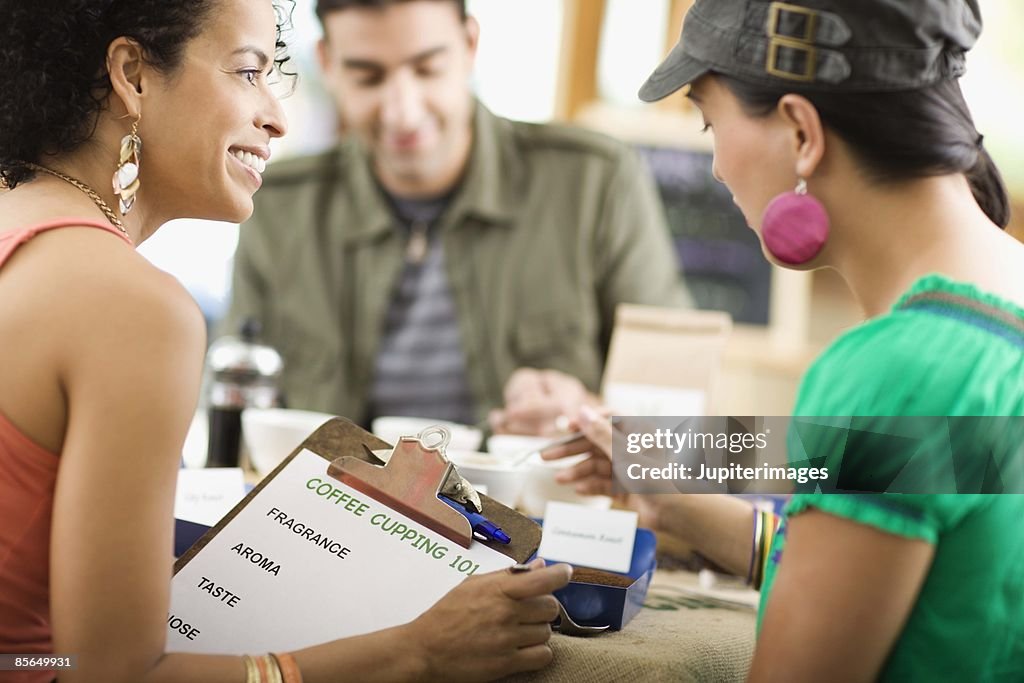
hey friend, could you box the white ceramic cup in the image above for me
[242,408,336,476]
[519,452,613,517]
[488,436,612,517]
[485,434,552,461]
[446,450,528,508]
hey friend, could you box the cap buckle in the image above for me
[766,2,819,82]
[766,37,817,82]
[767,2,818,43]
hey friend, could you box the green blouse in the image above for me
[758,275,1024,681]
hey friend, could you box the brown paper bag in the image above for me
[601,304,732,416]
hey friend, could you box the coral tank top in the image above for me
[0,219,132,682]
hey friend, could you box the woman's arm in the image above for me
[47,239,569,682]
[48,243,208,681]
[134,558,569,683]
[543,409,756,576]
[749,509,933,682]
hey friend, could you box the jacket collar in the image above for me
[337,100,521,245]
[449,101,521,226]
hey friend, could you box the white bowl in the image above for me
[446,450,528,508]
[371,416,483,452]
[242,408,335,476]
[519,452,612,518]
[485,434,552,459]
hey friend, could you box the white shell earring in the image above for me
[112,115,142,216]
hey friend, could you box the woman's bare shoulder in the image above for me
[14,226,200,321]
[0,223,206,452]
[2,225,206,368]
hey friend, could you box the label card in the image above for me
[174,468,246,526]
[167,449,514,654]
[537,502,638,574]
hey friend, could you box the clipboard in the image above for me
[167,418,541,654]
[175,418,541,569]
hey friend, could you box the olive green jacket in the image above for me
[223,103,689,425]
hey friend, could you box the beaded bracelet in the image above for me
[242,653,300,683]
[750,509,764,588]
[745,506,762,585]
[749,509,780,590]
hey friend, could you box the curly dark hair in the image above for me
[0,0,296,189]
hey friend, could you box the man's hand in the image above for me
[489,368,598,436]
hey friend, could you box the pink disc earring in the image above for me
[760,177,830,266]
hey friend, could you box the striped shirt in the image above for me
[368,194,476,425]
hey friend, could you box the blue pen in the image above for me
[439,495,512,544]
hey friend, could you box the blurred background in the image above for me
[141,0,1024,414]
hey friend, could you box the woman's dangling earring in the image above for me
[760,177,830,266]
[112,115,142,216]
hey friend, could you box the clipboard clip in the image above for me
[327,426,481,548]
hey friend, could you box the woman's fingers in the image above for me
[573,476,614,496]
[577,405,614,454]
[554,453,611,484]
[540,435,591,460]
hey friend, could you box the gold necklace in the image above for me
[26,163,132,241]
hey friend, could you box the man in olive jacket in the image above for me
[223,0,689,431]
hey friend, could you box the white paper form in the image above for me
[167,448,515,654]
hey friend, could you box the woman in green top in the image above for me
[545,0,1024,680]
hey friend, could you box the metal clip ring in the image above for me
[417,425,451,453]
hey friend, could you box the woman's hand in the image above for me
[404,558,572,681]
[540,405,614,493]
[539,407,666,530]
[539,407,771,579]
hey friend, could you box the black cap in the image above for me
[639,0,982,101]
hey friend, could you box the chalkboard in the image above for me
[637,145,772,324]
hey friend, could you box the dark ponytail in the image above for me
[718,75,1011,229]
[967,146,1010,228]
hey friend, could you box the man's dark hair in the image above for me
[719,75,1010,229]
[316,0,467,23]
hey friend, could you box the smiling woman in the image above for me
[0,0,292,234]
[0,1,570,682]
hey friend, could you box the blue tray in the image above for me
[543,527,658,631]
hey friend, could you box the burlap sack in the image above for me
[504,570,756,683]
